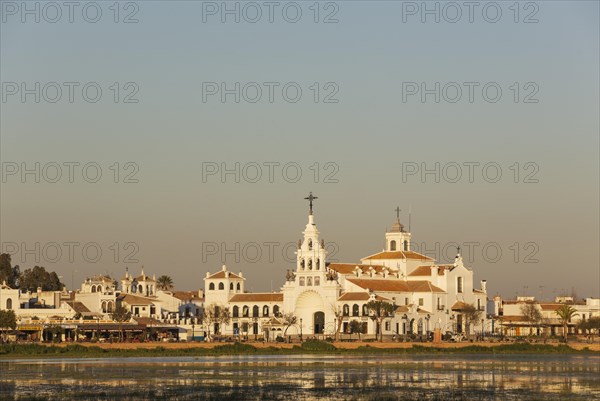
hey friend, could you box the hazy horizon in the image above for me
[1,1,598,299]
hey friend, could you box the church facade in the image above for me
[204,195,489,339]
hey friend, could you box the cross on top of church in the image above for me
[304,192,318,215]
[395,206,401,220]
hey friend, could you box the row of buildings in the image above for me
[1,197,598,341]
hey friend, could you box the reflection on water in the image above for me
[1,355,599,400]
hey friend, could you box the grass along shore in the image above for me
[1,340,598,358]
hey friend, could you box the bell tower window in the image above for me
[390,240,397,251]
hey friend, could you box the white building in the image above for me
[203,195,489,339]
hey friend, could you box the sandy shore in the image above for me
[46,340,600,352]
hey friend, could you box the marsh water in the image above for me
[1,354,599,400]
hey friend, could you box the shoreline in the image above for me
[1,340,599,359]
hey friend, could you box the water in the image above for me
[1,354,598,400]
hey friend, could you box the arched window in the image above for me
[273,305,280,317]
[314,277,320,286]
[307,277,312,286]
[138,285,143,293]
[6,298,12,310]
[131,284,136,293]
[91,285,96,293]
[390,240,397,251]
[263,305,269,317]
[107,301,114,313]
[403,241,408,251]
[242,305,249,317]
[308,239,313,250]
[352,304,359,316]
[232,306,239,318]
[218,282,224,290]
[300,259,305,269]
[362,305,368,316]
[237,283,241,291]
[97,285,102,293]
[209,283,215,291]
[102,301,107,313]
[343,304,349,316]
[308,259,312,270]
[230,283,234,290]
[253,305,259,317]
[316,259,320,270]
[299,277,305,286]
[417,319,423,335]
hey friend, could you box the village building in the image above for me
[203,195,490,340]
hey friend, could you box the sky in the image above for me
[1,0,598,300]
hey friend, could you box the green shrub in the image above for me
[300,340,336,352]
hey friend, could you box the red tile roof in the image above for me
[347,278,444,293]
[207,271,243,280]
[361,251,434,261]
[118,294,155,306]
[328,263,389,275]
[229,293,283,303]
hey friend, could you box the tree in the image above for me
[19,266,64,292]
[0,253,20,288]
[462,304,483,340]
[111,305,132,342]
[0,310,17,342]
[156,275,174,291]
[366,300,396,342]
[205,303,231,336]
[555,304,578,342]
[330,304,345,341]
[578,316,600,342]
[282,312,297,337]
[349,320,365,341]
[520,303,544,336]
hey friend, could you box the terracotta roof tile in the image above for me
[361,251,434,261]
[118,294,155,306]
[207,271,243,280]
[347,278,445,293]
[229,293,283,303]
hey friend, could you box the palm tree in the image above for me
[156,275,174,291]
[366,300,396,342]
[555,304,578,343]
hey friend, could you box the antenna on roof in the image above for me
[408,204,412,232]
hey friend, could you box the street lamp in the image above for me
[300,318,303,341]
[334,317,337,341]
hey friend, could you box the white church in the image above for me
[203,194,489,340]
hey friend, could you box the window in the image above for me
[362,305,368,316]
[6,298,12,310]
[91,285,96,293]
[97,285,102,293]
[343,304,349,316]
[308,239,313,250]
[263,305,269,316]
[253,305,259,317]
[418,298,424,306]
[404,241,408,251]
[352,304,359,316]
[218,282,225,290]
[477,299,481,310]
[138,285,143,293]
[102,301,107,313]
[273,305,280,317]
[314,277,320,286]
[107,302,113,313]
[237,283,241,291]
[437,297,442,310]
[308,259,313,270]
[299,277,305,286]
[390,240,396,251]
[230,283,234,290]
[232,306,239,318]
[209,283,215,291]
[457,277,463,293]
[316,259,320,270]
[405,297,409,305]
[385,321,390,331]
[242,305,249,317]
[307,277,312,286]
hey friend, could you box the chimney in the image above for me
[222,264,227,271]
[205,272,210,278]
[430,265,437,277]
[239,272,243,278]
[481,280,487,293]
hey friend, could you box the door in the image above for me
[314,312,325,334]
